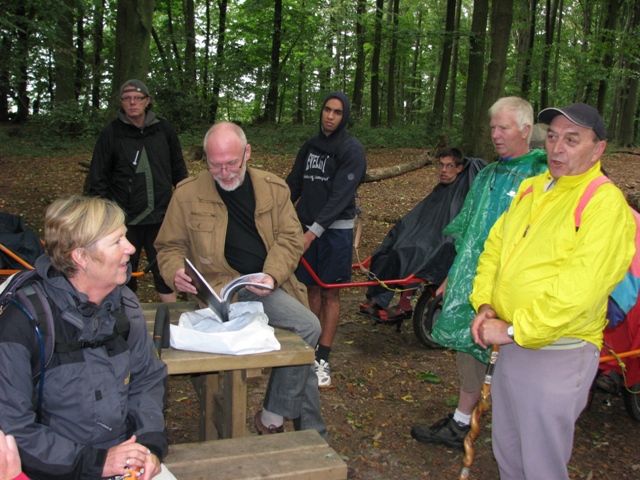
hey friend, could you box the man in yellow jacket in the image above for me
[470,103,635,480]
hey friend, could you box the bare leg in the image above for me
[458,387,482,415]
[307,285,322,318]
[158,292,177,303]
[309,286,341,348]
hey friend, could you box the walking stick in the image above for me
[459,344,500,479]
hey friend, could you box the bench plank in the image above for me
[165,430,347,480]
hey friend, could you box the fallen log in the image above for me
[364,154,432,182]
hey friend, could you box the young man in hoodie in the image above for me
[286,92,367,387]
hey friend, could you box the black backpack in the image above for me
[0,269,130,421]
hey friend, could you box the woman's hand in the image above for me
[102,436,158,479]
[0,431,22,480]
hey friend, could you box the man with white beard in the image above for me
[155,122,327,440]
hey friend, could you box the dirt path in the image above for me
[2,144,640,479]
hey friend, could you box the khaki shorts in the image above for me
[456,351,486,392]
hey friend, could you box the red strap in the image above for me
[575,176,611,227]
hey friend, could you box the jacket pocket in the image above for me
[188,212,216,255]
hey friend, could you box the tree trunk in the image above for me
[296,60,304,124]
[352,0,367,122]
[617,2,640,146]
[432,0,456,132]
[112,0,155,115]
[550,0,564,104]
[209,0,227,124]
[597,0,622,114]
[75,4,85,101]
[91,0,105,110]
[461,0,489,155]
[387,0,399,125]
[476,0,516,162]
[183,0,196,88]
[264,0,282,123]
[520,0,538,98]
[167,0,183,78]
[409,10,423,124]
[446,0,462,130]
[0,33,11,121]
[14,3,33,123]
[540,0,559,110]
[54,0,76,105]
[370,0,383,127]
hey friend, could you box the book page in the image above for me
[220,272,273,300]
[184,258,227,321]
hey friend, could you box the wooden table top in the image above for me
[141,302,314,375]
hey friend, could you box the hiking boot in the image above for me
[410,414,469,450]
[595,370,623,394]
[315,359,331,388]
[255,410,284,435]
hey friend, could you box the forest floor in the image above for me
[1,130,640,479]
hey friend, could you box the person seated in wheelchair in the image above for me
[359,148,485,321]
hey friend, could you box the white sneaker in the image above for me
[315,359,331,388]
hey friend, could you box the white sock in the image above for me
[261,409,284,428]
[453,409,471,426]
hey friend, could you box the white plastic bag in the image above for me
[169,302,281,355]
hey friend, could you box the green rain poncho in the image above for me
[431,149,548,363]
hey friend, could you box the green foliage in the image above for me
[0,122,96,157]
[33,102,106,140]
[350,124,436,149]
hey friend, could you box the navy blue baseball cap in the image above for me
[538,103,606,140]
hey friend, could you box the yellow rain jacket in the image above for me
[470,162,635,349]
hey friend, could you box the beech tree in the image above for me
[112,0,155,114]
[0,0,638,146]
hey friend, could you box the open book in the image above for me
[184,258,273,322]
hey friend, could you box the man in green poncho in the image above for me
[411,97,548,450]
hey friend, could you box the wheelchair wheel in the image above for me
[413,290,443,349]
[623,381,640,422]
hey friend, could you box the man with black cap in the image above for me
[89,79,188,302]
[468,103,635,479]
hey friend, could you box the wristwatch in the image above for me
[506,325,515,340]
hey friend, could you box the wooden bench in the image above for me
[164,430,347,480]
[141,302,315,441]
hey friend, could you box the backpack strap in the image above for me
[517,176,611,230]
[15,281,54,380]
[575,176,611,229]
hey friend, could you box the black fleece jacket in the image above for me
[89,112,188,226]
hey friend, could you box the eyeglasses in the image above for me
[438,162,457,170]
[121,95,148,103]
[208,148,246,173]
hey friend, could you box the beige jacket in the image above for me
[155,167,309,307]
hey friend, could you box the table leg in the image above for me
[191,373,220,441]
[220,369,248,438]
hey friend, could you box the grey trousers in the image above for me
[491,342,599,480]
[239,287,327,441]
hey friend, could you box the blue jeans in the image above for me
[239,287,327,441]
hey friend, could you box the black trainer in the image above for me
[411,414,470,450]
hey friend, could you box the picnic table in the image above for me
[141,302,315,441]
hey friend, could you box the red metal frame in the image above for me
[299,256,427,290]
[0,242,145,277]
